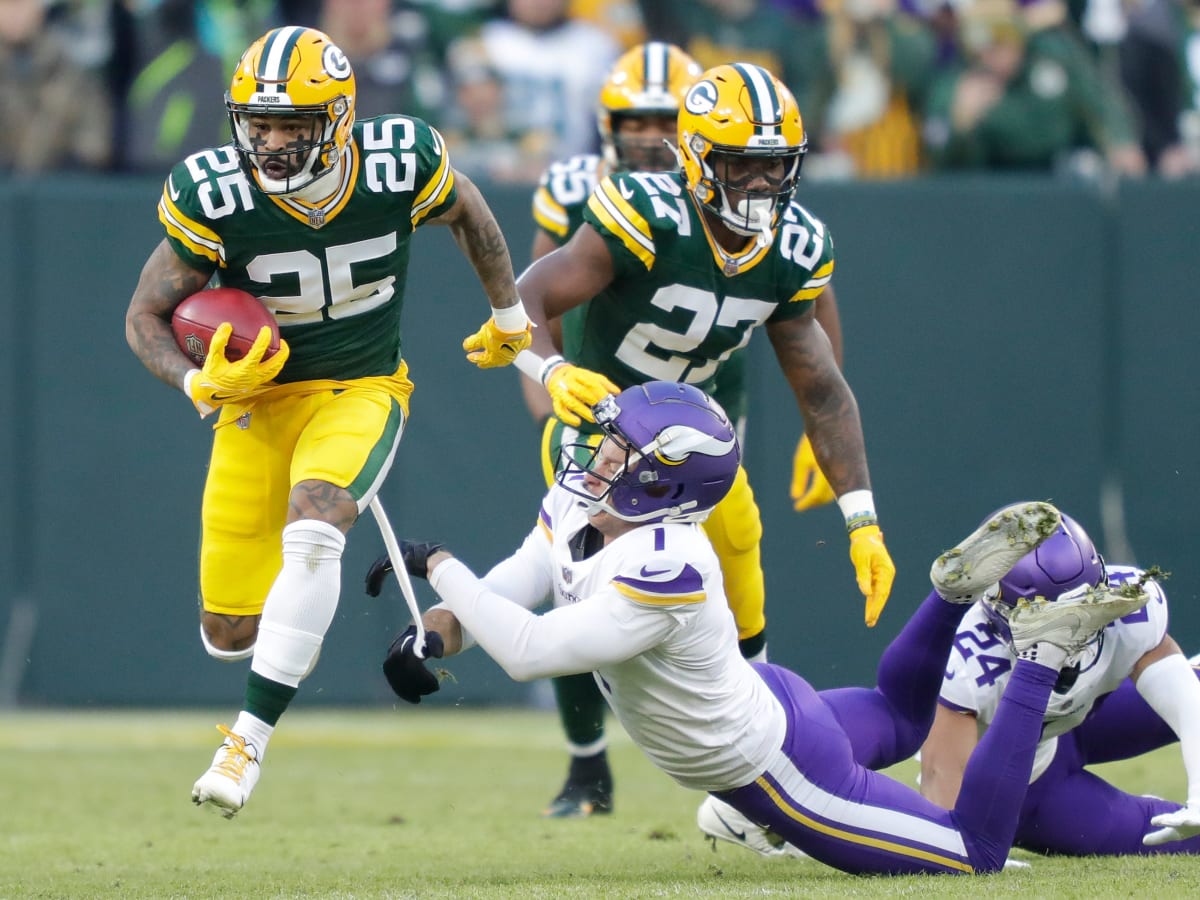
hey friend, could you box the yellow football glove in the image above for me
[462,316,532,368]
[544,362,620,427]
[790,434,835,512]
[185,323,289,418]
[849,524,896,628]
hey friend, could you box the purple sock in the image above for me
[953,659,1058,869]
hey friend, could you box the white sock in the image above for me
[250,519,345,688]
[232,711,274,762]
[1018,641,1069,671]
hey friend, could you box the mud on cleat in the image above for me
[1009,581,1152,656]
[930,502,1062,603]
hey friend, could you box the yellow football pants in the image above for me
[200,366,411,616]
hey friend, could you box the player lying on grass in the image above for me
[695,511,1200,860]
[370,380,1151,875]
[917,511,1200,855]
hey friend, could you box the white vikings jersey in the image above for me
[430,476,785,791]
[940,565,1168,781]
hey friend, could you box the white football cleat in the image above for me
[930,502,1062,603]
[697,795,807,859]
[1009,582,1151,656]
[191,724,261,818]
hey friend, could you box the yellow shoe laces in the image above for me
[213,724,255,781]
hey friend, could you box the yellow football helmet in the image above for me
[677,63,807,238]
[226,26,356,195]
[597,41,702,172]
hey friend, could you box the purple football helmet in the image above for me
[982,511,1107,645]
[557,381,741,524]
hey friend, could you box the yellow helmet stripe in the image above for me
[257,26,304,87]
[588,178,655,269]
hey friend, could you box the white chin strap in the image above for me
[720,193,776,246]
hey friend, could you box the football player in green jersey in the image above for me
[124,25,531,819]
[517,62,895,638]
[522,42,847,820]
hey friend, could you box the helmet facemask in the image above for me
[677,64,807,244]
[556,383,741,525]
[225,27,356,196]
[690,139,805,240]
[608,111,680,173]
[227,101,349,195]
[597,42,702,174]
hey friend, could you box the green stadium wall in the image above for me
[0,174,1196,708]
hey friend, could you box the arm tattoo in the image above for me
[768,314,871,494]
[438,171,521,310]
[125,240,213,390]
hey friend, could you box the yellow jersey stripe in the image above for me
[533,188,570,238]
[589,182,655,270]
[755,777,974,874]
[612,582,706,606]
[412,132,454,225]
[158,198,223,264]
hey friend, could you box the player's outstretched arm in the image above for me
[517,224,616,360]
[125,239,214,391]
[432,169,522,315]
[427,169,532,367]
[767,311,895,624]
[790,285,844,511]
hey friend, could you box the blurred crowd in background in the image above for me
[2,0,1197,181]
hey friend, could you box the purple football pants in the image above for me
[716,592,1057,875]
[1012,668,1200,856]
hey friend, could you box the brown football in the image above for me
[172,288,280,365]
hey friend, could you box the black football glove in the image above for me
[383,625,445,703]
[364,541,447,597]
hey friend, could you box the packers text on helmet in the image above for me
[677,63,807,238]
[226,26,356,195]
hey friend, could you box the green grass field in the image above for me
[2,708,1199,899]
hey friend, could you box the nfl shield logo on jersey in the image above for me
[561,566,573,585]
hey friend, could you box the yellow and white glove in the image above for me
[541,356,620,427]
[462,303,532,368]
[850,524,895,628]
[184,322,289,418]
[790,434,835,512]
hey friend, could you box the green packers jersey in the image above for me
[159,115,457,383]
[578,170,834,420]
[532,153,600,393]
[532,153,602,246]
